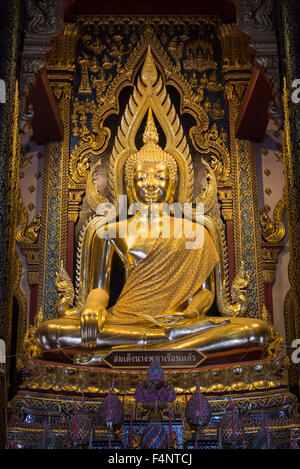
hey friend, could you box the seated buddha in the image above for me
[36,108,279,366]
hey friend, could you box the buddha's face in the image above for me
[131,161,173,205]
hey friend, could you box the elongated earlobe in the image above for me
[169,180,176,204]
[126,184,133,206]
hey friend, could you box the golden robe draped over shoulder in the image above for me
[109,228,219,325]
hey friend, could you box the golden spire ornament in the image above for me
[141,46,158,87]
[143,106,159,145]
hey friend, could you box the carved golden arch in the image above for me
[107,47,194,205]
[90,27,210,132]
[70,27,230,194]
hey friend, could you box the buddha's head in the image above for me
[125,107,178,206]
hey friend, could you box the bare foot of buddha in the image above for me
[73,352,104,365]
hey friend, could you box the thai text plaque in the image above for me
[103,350,207,369]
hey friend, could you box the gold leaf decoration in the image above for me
[260,190,286,242]
[16,196,41,244]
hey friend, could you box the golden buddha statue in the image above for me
[35,106,279,366]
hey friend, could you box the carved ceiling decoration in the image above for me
[19,0,65,129]
[237,0,281,123]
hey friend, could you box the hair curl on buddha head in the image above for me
[125,107,178,186]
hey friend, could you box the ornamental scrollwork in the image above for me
[16,196,41,244]
[260,189,286,243]
[238,0,274,34]
[69,129,111,184]
[20,354,289,394]
[23,324,41,360]
[218,261,250,318]
[26,0,63,36]
[190,122,230,182]
[19,0,64,128]
[55,262,85,317]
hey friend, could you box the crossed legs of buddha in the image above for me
[36,315,270,364]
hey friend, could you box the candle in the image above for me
[232,400,236,437]
[196,381,203,419]
[168,408,173,448]
[293,438,297,449]
[108,382,112,420]
[73,403,78,443]
[129,405,134,448]
[42,419,47,449]
[266,421,270,449]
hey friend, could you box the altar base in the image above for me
[7,356,300,449]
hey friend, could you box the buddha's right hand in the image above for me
[80,307,106,348]
[80,288,109,348]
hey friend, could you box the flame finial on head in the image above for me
[124,106,178,185]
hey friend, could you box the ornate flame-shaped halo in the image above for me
[108,46,194,207]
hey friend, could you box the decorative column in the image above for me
[259,193,286,323]
[15,197,41,325]
[21,246,40,324]
[219,24,265,317]
[68,190,84,282]
[0,0,66,447]
[37,141,64,319]
[218,188,235,287]
[37,25,79,319]
[275,0,300,392]
[261,243,284,322]
[0,0,23,449]
[0,0,23,448]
